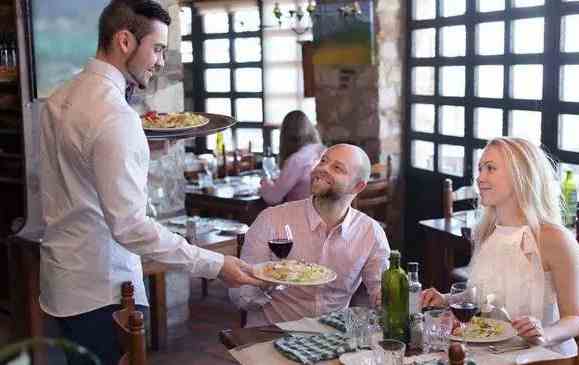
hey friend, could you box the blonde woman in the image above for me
[421,137,579,356]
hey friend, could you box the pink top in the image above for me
[229,198,390,327]
[260,143,326,205]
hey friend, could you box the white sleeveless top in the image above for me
[468,225,577,356]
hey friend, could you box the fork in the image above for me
[488,343,530,354]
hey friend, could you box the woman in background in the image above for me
[260,110,325,205]
[421,137,579,356]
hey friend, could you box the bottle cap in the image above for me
[408,262,419,272]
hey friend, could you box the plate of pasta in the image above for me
[141,111,210,131]
[449,317,516,343]
[253,260,337,286]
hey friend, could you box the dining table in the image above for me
[218,316,573,365]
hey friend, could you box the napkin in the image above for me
[318,311,346,332]
[273,332,356,365]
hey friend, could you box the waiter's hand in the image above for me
[218,256,264,288]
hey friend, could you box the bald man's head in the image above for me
[328,144,371,183]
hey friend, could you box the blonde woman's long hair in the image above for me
[474,137,563,247]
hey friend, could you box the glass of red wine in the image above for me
[268,224,294,260]
[449,283,479,350]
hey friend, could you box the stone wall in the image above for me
[314,0,405,246]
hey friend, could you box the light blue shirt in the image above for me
[40,58,223,317]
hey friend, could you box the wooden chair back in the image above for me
[113,282,147,365]
[236,232,248,328]
[352,177,389,224]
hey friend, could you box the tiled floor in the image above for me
[148,278,241,365]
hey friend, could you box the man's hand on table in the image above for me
[218,256,265,288]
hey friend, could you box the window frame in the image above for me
[404,0,579,184]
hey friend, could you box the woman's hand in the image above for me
[420,287,447,308]
[511,316,547,345]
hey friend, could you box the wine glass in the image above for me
[268,224,294,261]
[448,283,479,350]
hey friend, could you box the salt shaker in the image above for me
[186,217,197,243]
[409,312,424,350]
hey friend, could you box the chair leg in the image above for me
[201,278,208,299]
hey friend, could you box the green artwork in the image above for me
[31,0,109,98]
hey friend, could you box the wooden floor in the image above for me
[148,278,240,365]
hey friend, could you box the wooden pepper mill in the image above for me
[443,178,454,219]
[448,342,466,365]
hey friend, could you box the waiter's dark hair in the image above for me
[98,0,171,51]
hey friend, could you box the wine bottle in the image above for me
[562,170,577,227]
[381,250,409,343]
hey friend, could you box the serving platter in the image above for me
[143,112,236,141]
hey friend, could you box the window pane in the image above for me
[478,0,505,12]
[511,65,543,100]
[476,65,504,98]
[411,140,434,171]
[204,39,230,63]
[207,128,233,151]
[440,26,466,57]
[265,66,299,94]
[205,69,231,92]
[512,18,544,54]
[271,129,281,154]
[203,12,229,34]
[206,98,232,116]
[265,97,299,125]
[412,67,435,95]
[412,28,436,58]
[263,35,299,62]
[181,41,193,63]
[180,7,192,36]
[439,105,465,137]
[411,103,435,133]
[475,108,503,139]
[559,114,579,152]
[235,68,262,92]
[441,0,466,17]
[476,21,505,55]
[235,38,261,63]
[562,15,579,53]
[509,110,541,145]
[234,9,260,32]
[440,66,465,97]
[237,128,263,152]
[413,0,436,20]
[512,0,544,6]
[439,144,464,176]
[236,98,263,122]
[561,65,579,102]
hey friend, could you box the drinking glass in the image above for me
[423,308,453,352]
[268,224,293,260]
[379,339,405,365]
[448,283,479,349]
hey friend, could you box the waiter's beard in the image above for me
[125,50,148,90]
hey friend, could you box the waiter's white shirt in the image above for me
[39,58,223,317]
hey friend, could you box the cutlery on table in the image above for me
[488,343,531,354]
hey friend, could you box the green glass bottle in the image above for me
[381,250,409,343]
[562,170,577,227]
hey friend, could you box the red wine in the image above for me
[268,239,293,259]
[450,302,479,323]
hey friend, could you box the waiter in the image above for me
[39,1,261,363]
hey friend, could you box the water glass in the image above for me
[423,308,453,352]
[379,339,405,365]
[344,307,372,349]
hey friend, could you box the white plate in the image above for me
[449,318,516,343]
[253,261,337,286]
[339,350,374,365]
[144,126,202,132]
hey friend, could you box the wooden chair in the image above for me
[351,156,392,226]
[236,233,248,328]
[113,282,147,365]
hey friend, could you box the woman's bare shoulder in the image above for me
[539,223,578,267]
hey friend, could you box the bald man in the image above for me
[230,144,391,327]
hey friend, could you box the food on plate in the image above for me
[259,260,334,284]
[453,317,506,340]
[141,111,209,129]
